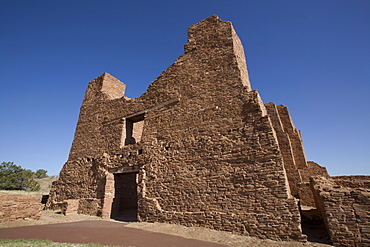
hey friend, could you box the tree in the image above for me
[35,169,48,178]
[0,162,40,191]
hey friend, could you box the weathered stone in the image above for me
[311,176,370,246]
[0,193,44,222]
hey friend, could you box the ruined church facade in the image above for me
[47,16,370,246]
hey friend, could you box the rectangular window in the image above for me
[124,114,145,145]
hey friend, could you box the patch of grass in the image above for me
[35,177,58,194]
[0,239,114,247]
[0,190,42,195]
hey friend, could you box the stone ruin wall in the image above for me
[47,15,369,245]
[47,16,307,241]
[299,161,330,207]
[311,176,370,246]
[136,89,304,240]
[266,104,311,195]
[0,193,44,222]
[265,103,329,207]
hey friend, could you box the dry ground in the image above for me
[0,210,331,247]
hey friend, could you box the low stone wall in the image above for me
[78,198,102,216]
[61,199,79,215]
[311,176,370,247]
[0,193,44,222]
[59,198,102,216]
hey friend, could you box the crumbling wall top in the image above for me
[83,72,126,104]
[184,15,251,90]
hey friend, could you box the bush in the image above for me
[35,169,48,178]
[0,162,41,191]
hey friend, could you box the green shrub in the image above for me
[35,169,48,179]
[0,162,41,191]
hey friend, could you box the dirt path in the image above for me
[0,211,331,247]
[0,220,226,247]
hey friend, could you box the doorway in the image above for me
[300,207,332,244]
[110,172,138,221]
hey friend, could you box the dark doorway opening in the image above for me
[110,172,138,222]
[300,207,332,245]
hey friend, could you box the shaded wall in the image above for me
[311,176,370,246]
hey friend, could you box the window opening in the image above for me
[124,114,145,145]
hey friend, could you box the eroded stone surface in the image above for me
[0,193,43,222]
[311,176,370,246]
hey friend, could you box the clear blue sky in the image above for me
[1,0,369,176]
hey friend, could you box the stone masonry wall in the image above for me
[311,176,370,246]
[266,101,329,206]
[298,161,329,207]
[48,15,306,241]
[265,102,303,197]
[0,193,43,222]
[137,88,304,240]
